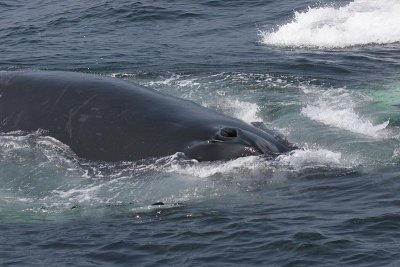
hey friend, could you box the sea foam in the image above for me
[301,87,389,138]
[260,0,400,48]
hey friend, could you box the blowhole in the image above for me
[216,127,238,141]
[221,128,237,137]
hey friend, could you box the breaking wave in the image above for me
[260,0,400,48]
[301,87,389,138]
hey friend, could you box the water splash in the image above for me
[0,130,359,219]
[260,0,400,48]
[121,72,267,123]
[301,87,389,138]
[276,148,342,168]
[163,155,268,179]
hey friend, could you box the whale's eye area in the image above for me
[215,127,238,141]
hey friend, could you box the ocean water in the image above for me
[1,0,400,266]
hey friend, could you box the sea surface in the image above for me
[1,0,400,266]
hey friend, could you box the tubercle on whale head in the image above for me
[184,126,295,161]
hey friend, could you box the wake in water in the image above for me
[260,0,400,48]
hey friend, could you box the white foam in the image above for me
[393,147,400,159]
[163,155,267,179]
[260,0,400,48]
[302,104,388,138]
[277,148,342,168]
[301,88,388,138]
[147,74,201,89]
[224,99,262,123]
[163,146,351,179]
[141,73,265,123]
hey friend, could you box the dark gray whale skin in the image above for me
[0,71,295,162]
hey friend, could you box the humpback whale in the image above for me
[0,71,295,161]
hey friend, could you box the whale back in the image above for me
[0,71,294,161]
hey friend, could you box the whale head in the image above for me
[184,126,295,161]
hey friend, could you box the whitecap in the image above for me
[260,0,400,48]
[301,87,389,138]
[302,103,389,138]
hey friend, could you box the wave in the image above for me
[260,0,400,48]
[301,87,389,138]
